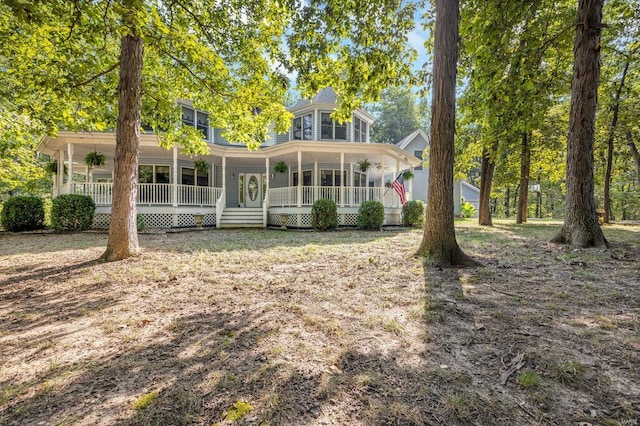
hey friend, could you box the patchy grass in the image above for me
[0,220,639,425]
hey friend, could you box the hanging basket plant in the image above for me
[84,151,106,168]
[274,161,288,174]
[402,170,415,181]
[194,159,209,173]
[45,161,58,175]
[357,159,371,172]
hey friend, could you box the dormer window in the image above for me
[354,116,368,142]
[321,113,347,140]
[196,112,209,139]
[182,106,195,126]
[182,105,209,141]
[293,113,313,140]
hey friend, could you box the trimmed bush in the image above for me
[357,200,385,230]
[311,199,338,231]
[1,196,45,231]
[51,194,95,232]
[403,200,425,227]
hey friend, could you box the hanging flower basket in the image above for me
[402,170,415,181]
[357,159,371,172]
[45,161,58,175]
[274,161,288,174]
[194,159,209,173]
[84,151,106,168]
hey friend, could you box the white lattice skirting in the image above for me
[92,213,216,229]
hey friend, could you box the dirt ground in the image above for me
[0,221,638,425]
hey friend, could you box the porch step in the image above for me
[219,208,264,228]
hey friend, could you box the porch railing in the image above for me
[268,186,402,208]
[67,182,220,207]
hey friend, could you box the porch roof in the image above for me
[38,131,421,172]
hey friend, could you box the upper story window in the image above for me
[293,113,313,140]
[320,113,347,140]
[354,116,368,142]
[414,150,424,170]
[182,106,209,141]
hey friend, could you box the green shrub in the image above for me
[1,196,45,231]
[51,194,95,232]
[403,200,425,227]
[460,201,477,218]
[311,199,338,231]
[357,200,385,230]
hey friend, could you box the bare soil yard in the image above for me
[1,221,639,425]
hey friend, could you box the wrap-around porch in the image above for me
[43,132,420,228]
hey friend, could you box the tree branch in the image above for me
[71,61,120,88]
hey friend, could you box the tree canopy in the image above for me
[370,86,428,144]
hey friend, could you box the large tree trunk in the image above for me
[551,0,608,248]
[603,59,630,223]
[478,144,497,226]
[516,132,531,224]
[101,32,142,261]
[417,0,477,267]
[627,130,640,184]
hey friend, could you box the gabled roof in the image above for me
[289,88,338,111]
[288,88,376,122]
[395,129,429,150]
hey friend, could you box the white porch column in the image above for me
[264,157,269,228]
[349,161,353,206]
[297,151,302,207]
[66,144,73,194]
[85,165,90,183]
[222,156,226,207]
[172,146,178,207]
[265,157,270,195]
[57,150,64,192]
[340,152,344,207]
[314,161,318,202]
[409,166,414,201]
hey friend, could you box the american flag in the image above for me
[392,173,407,205]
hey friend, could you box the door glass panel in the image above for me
[248,175,259,201]
[239,175,244,204]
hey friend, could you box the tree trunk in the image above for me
[551,0,608,248]
[417,0,477,267]
[101,32,143,261]
[626,130,640,184]
[516,132,531,224]
[505,187,510,217]
[603,59,630,223]
[478,143,497,226]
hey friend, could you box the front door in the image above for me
[244,173,262,208]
